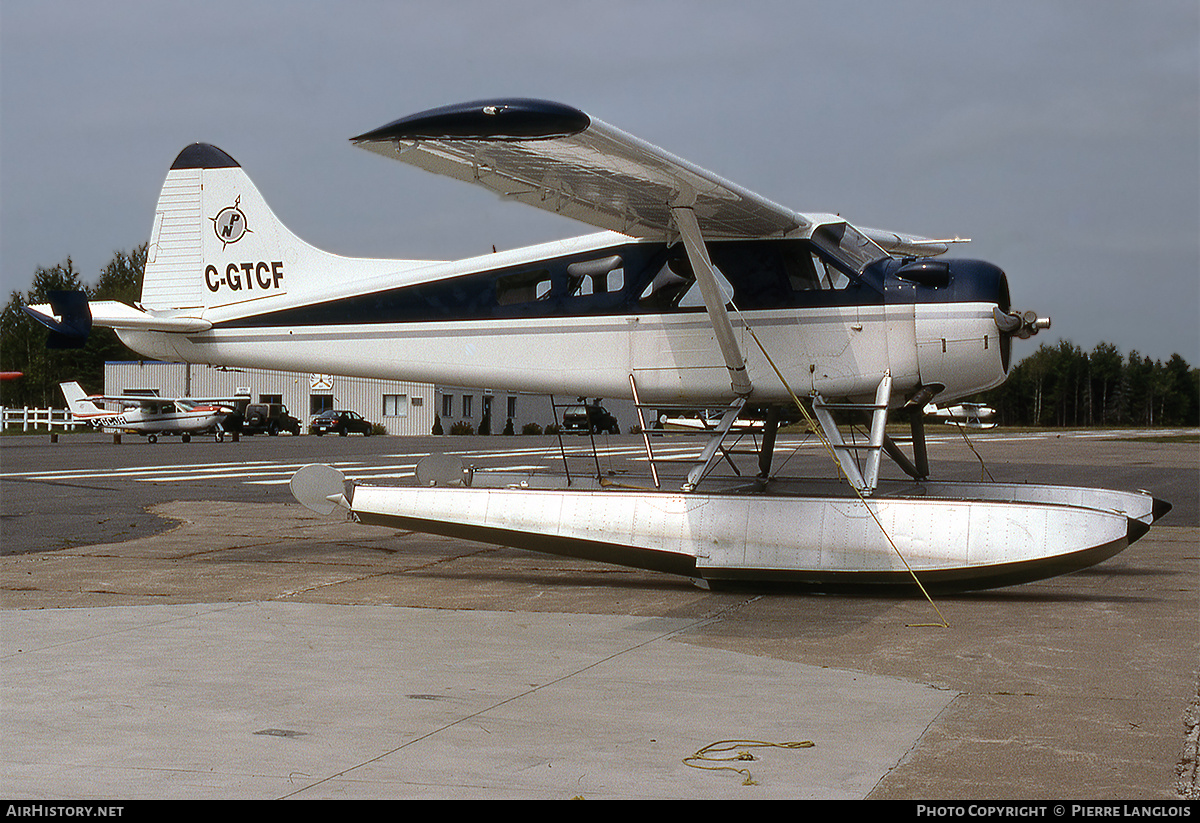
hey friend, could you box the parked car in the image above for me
[562,403,620,435]
[310,409,374,436]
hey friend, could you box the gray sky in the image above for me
[2,0,1197,363]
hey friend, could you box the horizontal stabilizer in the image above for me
[24,297,211,336]
[22,291,92,349]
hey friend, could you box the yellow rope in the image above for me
[739,320,949,628]
[950,420,995,482]
[683,738,815,786]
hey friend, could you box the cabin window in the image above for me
[567,256,624,297]
[497,270,552,305]
[570,267,625,296]
[638,249,694,309]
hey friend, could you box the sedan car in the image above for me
[310,409,374,436]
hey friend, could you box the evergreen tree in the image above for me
[976,341,1198,428]
[0,246,146,410]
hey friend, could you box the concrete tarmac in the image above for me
[1,430,1197,799]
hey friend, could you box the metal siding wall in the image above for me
[104,362,435,435]
[102,363,635,436]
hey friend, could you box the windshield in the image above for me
[810,222,889,274]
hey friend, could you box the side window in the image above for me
[497,270,551,305]
[639,248,694,309]
[812,254,850,290]
[567,256,624,298]
[780,244,850,291]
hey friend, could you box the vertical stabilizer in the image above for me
[141,143,429,312]
[59,382,103,417]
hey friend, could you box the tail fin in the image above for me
[142,143,428,312]
[60,382,104,417]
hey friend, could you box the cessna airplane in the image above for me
[924,402,998,429]
[59,381,242,442]
[26,98,1168,589]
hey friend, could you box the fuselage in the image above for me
[118,232,1012,407]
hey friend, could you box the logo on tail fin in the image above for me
[211,196,251,249]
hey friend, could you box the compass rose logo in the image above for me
[211,196,251,249]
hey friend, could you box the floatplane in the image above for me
[25,99,1169,590]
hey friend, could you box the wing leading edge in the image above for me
[351,98,956,257]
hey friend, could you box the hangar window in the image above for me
[383,394,408,418]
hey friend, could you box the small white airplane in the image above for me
[924,402,998,429]
[59,381,243,443]
[26,99,1167,589]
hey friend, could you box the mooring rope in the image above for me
[736,315,949,628]
[683,738,815,786]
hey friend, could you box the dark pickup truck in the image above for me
[562,403,620,435]
[225,403,302,436]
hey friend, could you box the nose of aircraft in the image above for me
[993,306,1052,339]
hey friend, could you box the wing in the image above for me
[351,99,955,256]
[84,394,163,409]
[351,99,803,240]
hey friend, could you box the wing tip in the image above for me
[350,98,591,143]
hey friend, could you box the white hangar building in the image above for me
[102,361,631,436]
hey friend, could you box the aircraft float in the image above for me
[26,99,1169,590]
[59,381,243,442]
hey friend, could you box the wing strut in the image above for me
[671,206,753,398]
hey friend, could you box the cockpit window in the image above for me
[637,239,862,312]
[810,222,889,274]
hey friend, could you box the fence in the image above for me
[1,407,80,432]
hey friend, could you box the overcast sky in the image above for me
[2,0,1197,363]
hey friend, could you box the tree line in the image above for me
[2,245,1197,426]
[1,246,145,409]
[976,339,1198,428]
